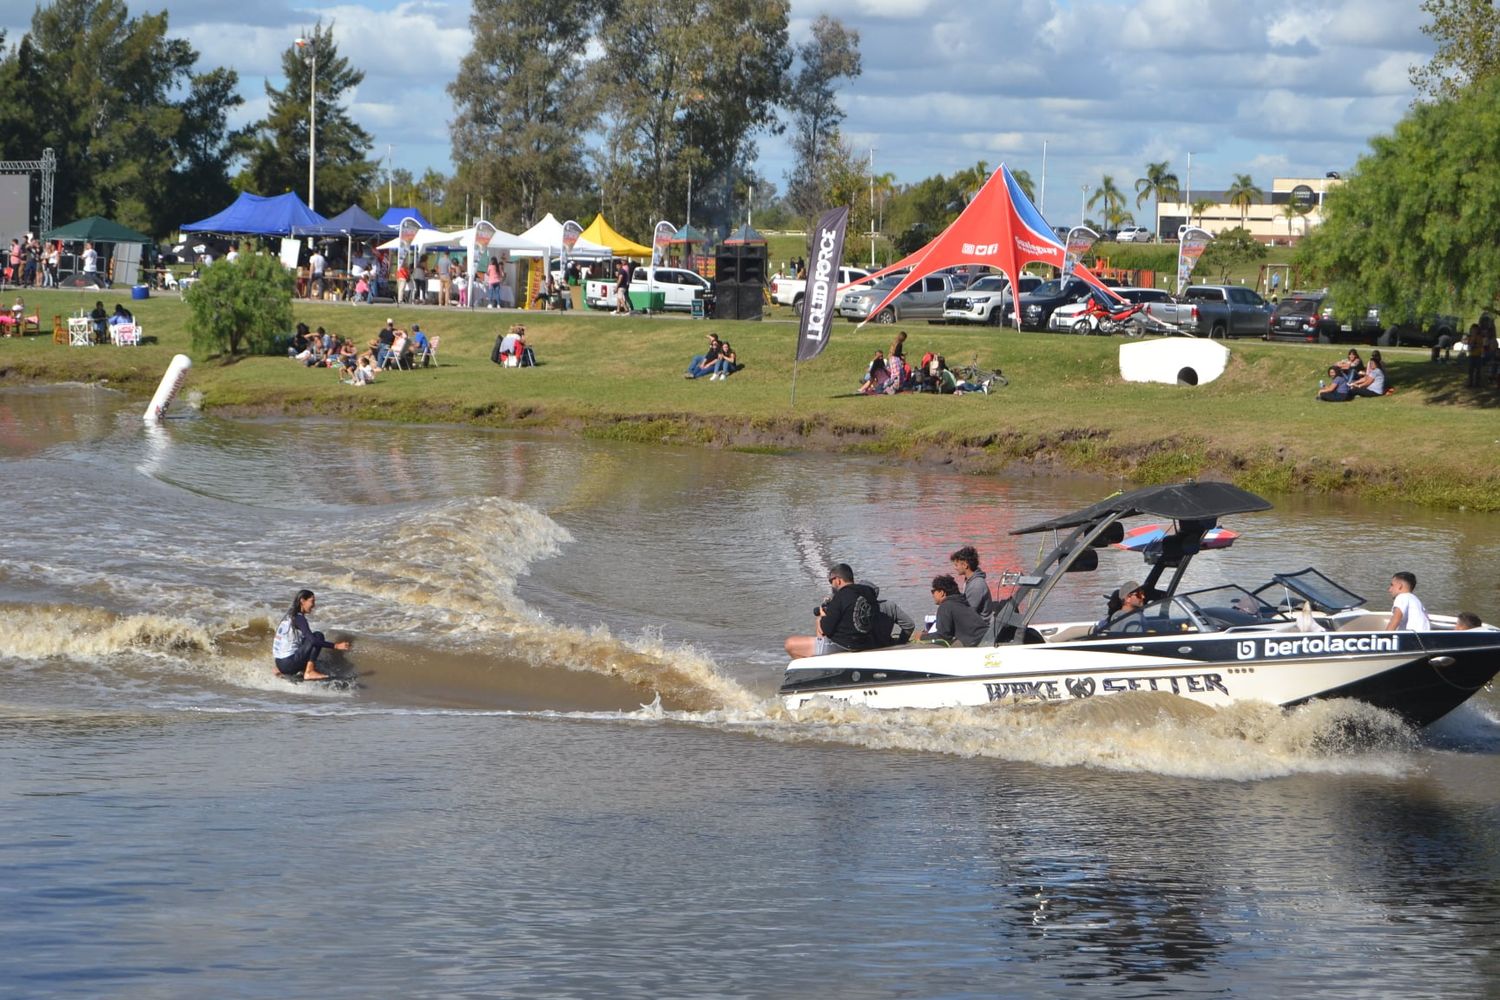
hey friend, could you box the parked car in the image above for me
[1180,284,1275,339]
[837,272,957,324]
[943,273,1043,326]
[1266,292,1341,343]
[1048,287,1175,334]
[1357,306,1460,348]
[583,266,712,312]
[1115,226,1152,243]
[770,265,871,315]
[1018,277,1098,331]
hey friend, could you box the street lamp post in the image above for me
[295,35,317,213]
[1081,183,1089,228]
[868,146,876,268]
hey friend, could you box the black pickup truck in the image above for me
[1017,277,1095,331]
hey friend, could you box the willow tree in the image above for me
[1298,72,1500,319]
[448,0,599,229]
[1410,0,1500,101]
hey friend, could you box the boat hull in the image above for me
[779,631,1500,727]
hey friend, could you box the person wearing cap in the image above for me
[1093,580,1148,635]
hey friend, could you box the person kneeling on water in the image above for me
[273,589,351,680]
[920,575,989,647]
[785,563,890,659]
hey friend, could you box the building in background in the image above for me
[1155,174,1343,245]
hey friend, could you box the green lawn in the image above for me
[4,286,1497,510]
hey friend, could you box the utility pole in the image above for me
[1039,140,1047,215]
[1081,183,1089,228]
[295,35,317,212]
[868,147,876,268]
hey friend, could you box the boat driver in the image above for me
[1093,580,1148,635]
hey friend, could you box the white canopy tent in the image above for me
[512,213,611,258]
[375,228,458,251]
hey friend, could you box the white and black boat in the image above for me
[780,481,1500,727]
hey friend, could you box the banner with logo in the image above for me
[1176,227,1212,293]
[653,220,676,266]
[795,206,850,363]
[1063,226,1100,278]
[560,219,582,277]
[474,220,496,252]
[398,216,420,266]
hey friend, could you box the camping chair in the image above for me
[379,334,408,370]
[67,316,93,347]
[412,335,439,368]
[52,315,66,344]
[112,322,140,346]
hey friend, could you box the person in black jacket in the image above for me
[785,563,884,659]
[921,575,989,647]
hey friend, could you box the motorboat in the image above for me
[780,481,1500,727]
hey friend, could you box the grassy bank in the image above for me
[4,287,1498,511]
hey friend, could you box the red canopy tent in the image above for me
[851,163,1068,328]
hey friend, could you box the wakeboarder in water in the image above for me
[272,589,351,681]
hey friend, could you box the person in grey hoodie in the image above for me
[922,575,989,647]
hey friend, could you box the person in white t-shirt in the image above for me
[1385,571,1431,630]
[309,249,326,298]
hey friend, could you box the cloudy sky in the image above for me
[3,0,1435,228]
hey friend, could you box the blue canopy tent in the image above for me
[378,207,433,230]
[181,192,327,235]
[293,204,388,238]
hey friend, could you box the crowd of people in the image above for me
[287,316,436,383]
[4,235,63,287]
[857,332,993,395]
[1463,315,1500,388]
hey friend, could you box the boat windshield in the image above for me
[1094,596,1204,638]
[1251,568,1365,613]
[1179,585,1281,627]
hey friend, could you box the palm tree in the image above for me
[955,160,990,202]
[1134,161,1179,238]
[1190,198,1213,228]
[1087,175,1127,230]
[1010,168,1037,203]
[872,171,897,233]
[1279,202,1304,241]
[1225,173,1263,228]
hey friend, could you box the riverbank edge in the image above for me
[9,360,1489,513]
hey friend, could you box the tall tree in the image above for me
[1410,0,1500,101]
[1087,175,1128,228]
[1134,161,1179,237]
[1298,72,1500,320]
[244,23,374,214]
[448,0,598,229]
[0,0,244,235]
[784,15,861,219]
[1009,168,1036,204]
[1224,173,1262,228]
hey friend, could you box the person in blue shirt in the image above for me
[1316,365,1351,402]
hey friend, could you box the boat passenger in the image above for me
[272,589,351,680]
[784,563,884,659]
[1455,611,1482,631]
[949,545,993,615]
[920,575,989,648]
[1385,571,1431,630]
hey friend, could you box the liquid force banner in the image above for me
[1177,227,1212,293]
[795,206,850,363]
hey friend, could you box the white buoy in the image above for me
[144,354,193,423]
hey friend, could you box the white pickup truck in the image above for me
[583,266,712,312]
[769,266,872,315]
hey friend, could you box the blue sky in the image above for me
[3,0,1435,228]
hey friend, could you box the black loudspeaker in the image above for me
[714,244,767,283]
[716,278,740,320]
[735,283,762,321]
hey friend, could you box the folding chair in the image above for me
[68,316,94,347]
[412,335,439,368]
[112,322,140,346]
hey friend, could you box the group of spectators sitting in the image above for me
[859,332,990,395]
[1316,348,1387,402]
[684,333,741,380]
[288,317,433,383]
[491,324,537,367]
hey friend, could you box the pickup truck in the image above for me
[943,273,1042,326]
[770,266,871,315]
[1018,277,1096,331]
[583,266,712,312]
[837,272,957,324]
[1177,285,1274,339]
[1357,306,1460,348]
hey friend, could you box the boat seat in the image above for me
[1338,613,1389,632]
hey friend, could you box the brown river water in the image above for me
[2,383,1498,998]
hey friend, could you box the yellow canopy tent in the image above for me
[580,214,653,258]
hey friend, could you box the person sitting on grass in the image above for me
[685,333,722,379]
[1350,352,1387,397]
[494,325,536,367]
[710,340,740,380]
[1336,348,1365,381]
[1316,365,1352,402]
[351,355,376,385]
[859,350,890,394]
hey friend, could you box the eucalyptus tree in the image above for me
[1410,0,1500,101]
[784,14,862,219]
[448,0,599,229]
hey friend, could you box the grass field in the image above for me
[3,285,1497,511]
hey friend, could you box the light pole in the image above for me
[294,35,317,213]
[868,146,876,268]
[1081,183,1089,228]
[386,144,393,209]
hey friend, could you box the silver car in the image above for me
[838,273,954,324]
